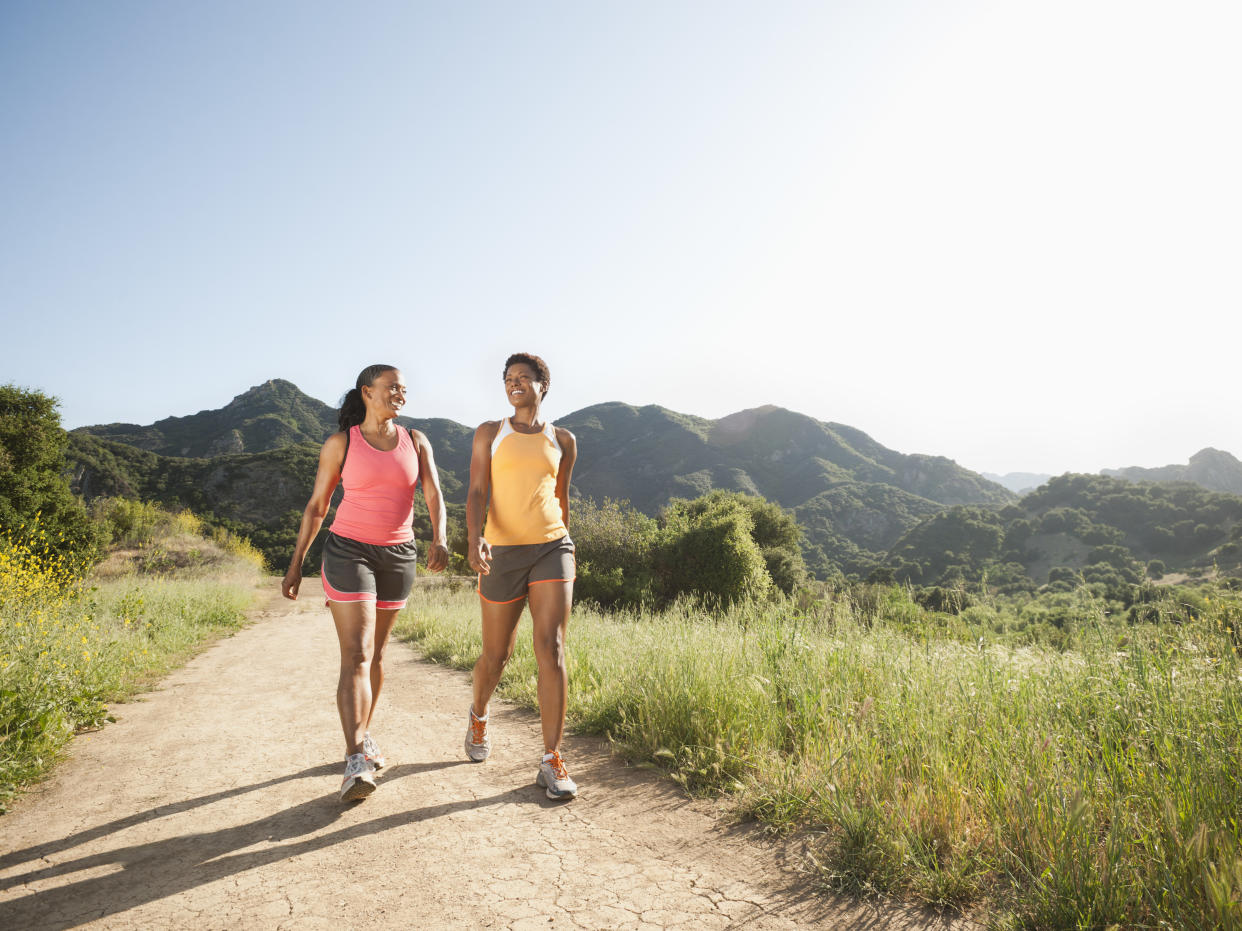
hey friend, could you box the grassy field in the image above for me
[397,582,1242,930]
[0,508,265,810]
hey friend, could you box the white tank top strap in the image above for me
[543,420,561,452]
[491,417,514,457]
[492,417,561,456]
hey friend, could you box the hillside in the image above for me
[1102,447,1242,496]
[884,473,1242,590]
[67,382,1014,577]
[75,379,340,457]
[561,402,1012,574]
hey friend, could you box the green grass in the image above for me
[0,525,262,810]
[397,584,1242,929]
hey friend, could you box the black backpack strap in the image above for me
[339,428,350,477]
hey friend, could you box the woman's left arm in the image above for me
[413,429,450,572]
[554,428,577,531]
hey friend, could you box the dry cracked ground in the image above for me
[0,586,974,930]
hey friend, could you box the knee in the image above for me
[534,631,566,669]
[478,648,511,677]
[341,645,373,672]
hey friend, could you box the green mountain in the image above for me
[1102,448,1242,497]
[885,473,1242,589]
[560,402,1012,574]
[67,382,1014,577]
[75,379,340,457]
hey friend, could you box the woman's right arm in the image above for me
[465,422,499,575]
[282,432,347,600]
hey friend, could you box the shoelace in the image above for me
[545,751,568,779]
[470,713,487,745]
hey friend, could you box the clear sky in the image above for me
[3,1,1238,477]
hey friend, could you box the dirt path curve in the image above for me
[0,588,969,930]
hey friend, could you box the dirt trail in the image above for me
[0,588,970,929]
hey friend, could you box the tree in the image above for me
[570,497,658,606]
[657,494,772,605]
[0,385,99,558]
[658,490,806,594]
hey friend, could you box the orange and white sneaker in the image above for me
[536,750,578,800]
[362,732,386,770]
[340,752,377,802]
[464,706,490,762]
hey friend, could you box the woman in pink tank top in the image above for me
[282,364,450,802]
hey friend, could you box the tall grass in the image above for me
[397,584,1242,929]
[0,511,263,809]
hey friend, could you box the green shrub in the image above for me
[90,497,168,546]
[571,497,658,607]
[658,496,771,606]
[0,385,101,562]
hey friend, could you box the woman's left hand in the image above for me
[426,542,450,573]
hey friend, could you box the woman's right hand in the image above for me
[468,538,492,575]
[282,566,302,600]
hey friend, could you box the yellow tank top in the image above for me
[483,418,567,545]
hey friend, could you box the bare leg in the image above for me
[471,598,525,717]
[528,581,573,753]
[331,600,376,756]
[366,608,401,732]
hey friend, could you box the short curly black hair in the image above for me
[503,352,551,400]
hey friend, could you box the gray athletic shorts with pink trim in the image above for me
[321,532,418,610]
[478,536,576,604]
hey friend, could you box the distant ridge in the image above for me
[74,378,339,457]
[983,472,1054,495]
[562,400,1010,511]
[1102,448,1242,496]
[67,380,1014,577]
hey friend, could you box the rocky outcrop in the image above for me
[1103,448,1242,496]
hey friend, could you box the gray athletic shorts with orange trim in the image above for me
[321,532,418,610]
[478,536,576,604]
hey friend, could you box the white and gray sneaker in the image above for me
[536,750,578,800]
[362,732,386,770]
[340,752,377,802]
[464,706,491,762]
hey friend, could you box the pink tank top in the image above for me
[329,425,421,546]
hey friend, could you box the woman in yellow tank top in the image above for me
[464,352,580,799]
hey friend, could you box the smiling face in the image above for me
[503,363,543,409]
[361,368,406,420]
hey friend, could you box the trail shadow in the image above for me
[0,762,339,873]
[0,761,531,928]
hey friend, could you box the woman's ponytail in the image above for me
[337,387,366,431]
[337,364,397,431]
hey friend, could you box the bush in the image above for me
[658,491,805,594]
[915,585,973,614]
[90,497,168,546]
[657,496,772,606]
[0,385,101,562]
[571,490,801,609]
[571,498,658,607]
[1087,544,1140,573]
